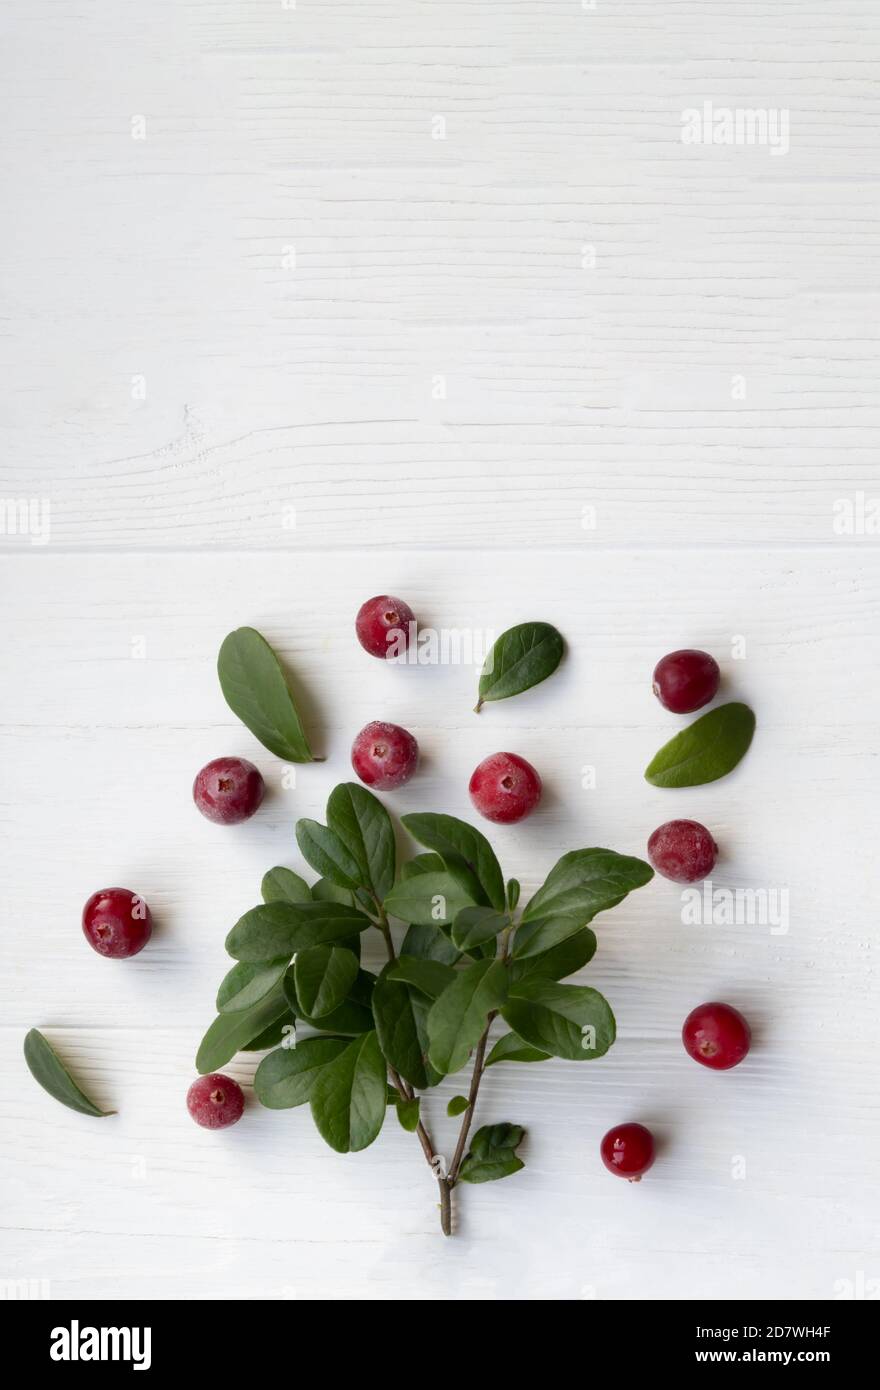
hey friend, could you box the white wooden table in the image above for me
[1,0,879,1301]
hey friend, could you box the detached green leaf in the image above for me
[23,1029,113,1118]
[295,820,363,891]
[254,1038,348,1109]
[484,1031,550,1067]
[226,901,371,962]
[458,1123,525,1184]
[447,1094,470,1116]
[645,701,756,787]
[261,867,311,905]
[387,955,457,1000]
[385,870,479,928]
[426,959,509,1074]
[310,1031,387,1153]
[402,813,505,911]
[396,1097,421,1132]
[294,945,359,1019]
[216,959,289,1013]
[502,981,615,1061]
[217,627,315,762]
[327,783,396,902]
[196,984,290,1073]
[451,906,509,953]
[476,621,563,712]
[518,848,653,952]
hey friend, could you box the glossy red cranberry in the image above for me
[193,756,265,825]
[469,751,542,824]
[187,1073,245,1129]
[682,1001,751,1070]
[648,819,718,883]
[355,595,416,659]
[600,1123,656,1181]
[652,649,720,714]
[82,887,153,959]
[351,720,418,789]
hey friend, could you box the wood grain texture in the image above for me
[1,0,879,1301]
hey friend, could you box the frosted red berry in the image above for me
[682,1001,751,1070]
[355,594,416,659]
[648,819,718,883]
[469,751,542,824]
[193,756,264,825]
[82,887,153,959]
[600,1123,656,1181]
[187,1073,245,1129]
[351,720,418,790]
[652,649,720,714]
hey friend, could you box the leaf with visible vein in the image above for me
[24,1029,114,1118]
[475,621,564,711]
[217,627,315,762]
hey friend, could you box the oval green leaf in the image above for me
[396,1097,421,1132]
[294,945,360,1019]
[401,813,505,911]
[484,1031,551,1067]
[261,867,311,905]
[217,627,314,762]
[476,621,563,711]
[216,958,289,1013]
[372,975,442,1090]
[458,1122,526,1184]
[384,870,479,929]
[23,1029,114,1117]
[520,848,654,946]
[254,1038,348,1109]
[196,984,291,1073]
[295,820,363,891]
[226,901,372,962]
[451,906,509,953]
[645,701,756,787]
[426,959,509,1074]
[309,1031,387,1153]
[327,783,396,902]
[501,981,615,1061]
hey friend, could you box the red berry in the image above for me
[600,1123,656,1181]
[682,1001,751,1070]
[82,887,153,959]
[187,1073,245,1129]
[468,751,542,824]
[355,594,416,659]
[193,756,264,825]
[351,720,418,790]
[652,649,720,714]
[648,819,718,883]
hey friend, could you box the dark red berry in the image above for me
[600,1123,656,1181]
[682,1001,751,1070]
[186,1073,245,1129]
[82,887,152,959]
[469,751,542,824]
[652,649,720,714]
[648,819,718,883]
[355,594,416,659]
[351,720,418,790]
[193,756,264,825]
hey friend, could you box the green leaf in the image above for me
[372,976,441,1089]
[387,955,457,1000]
[243,1016,294,1051]
[484,1031,551,1067]
[402,813,505,911]
[327,783,396,902]
[509,928,597,984]
[506,878,521,911]
[451,906,509,953]
[645,701,756,787]
[254,1038,348,1109]
[295,820,363,891]
[261,867,311,905]
[309,1031,387,1153]
[400,922,461,965]
[294,945,360,1019]
[447,1094,470,1117]
[226,901,372,962]
[23,1029,114,1118]
[475,621,564,712]
[396,1097,421,1132]
[502,981,615,1061]
[458,1122,525,1184]
[216,959,289,1013]
[426,959,509,1074]
[400,852,446,879]
[196,984,290,1073]
[217,626,315,762]
[518,848,653,953]
[384,870,479,928]
[284,968,375,1036]
[311,877,355,907]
